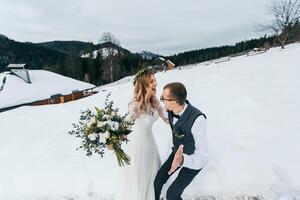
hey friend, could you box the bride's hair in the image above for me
[133,69,158,114]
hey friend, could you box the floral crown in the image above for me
[133,68,152,85]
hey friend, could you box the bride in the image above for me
[115,68,168,200]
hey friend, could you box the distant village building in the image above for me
[6,63,31,83]
[151,57,176,71]
[165,60,175,70]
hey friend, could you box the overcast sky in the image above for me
[0,0,273,55]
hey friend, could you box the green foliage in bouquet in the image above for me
[69,93,135,166]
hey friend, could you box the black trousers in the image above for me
[154,152,201,200]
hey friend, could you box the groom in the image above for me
[154,82,209,200]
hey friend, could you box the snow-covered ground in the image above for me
[0,70,95,109]
[0,44,300,199]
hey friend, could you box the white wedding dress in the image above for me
[115,101,166,200]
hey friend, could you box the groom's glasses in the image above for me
[160,95,174,102]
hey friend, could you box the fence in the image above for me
[178,47,268,70]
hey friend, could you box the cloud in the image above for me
[0,0,273,55]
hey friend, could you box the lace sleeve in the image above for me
[128,101,141,120]
[154,97,169,124]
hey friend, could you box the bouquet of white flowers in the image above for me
[69,93,134,166]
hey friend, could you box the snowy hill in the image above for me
[81,48,118,59]
[137,50,158,60]
[0,70,95,109]
[0,44,300,199]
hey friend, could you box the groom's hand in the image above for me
[168,145,184,175]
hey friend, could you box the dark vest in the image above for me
[168,100,206,155]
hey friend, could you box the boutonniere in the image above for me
[175,130,185,139]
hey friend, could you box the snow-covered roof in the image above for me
[166,60,175,66]
[0,70,95,109]
[6,64,27,69]
[10,68,31,83]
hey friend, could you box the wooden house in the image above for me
[151,57,176,71]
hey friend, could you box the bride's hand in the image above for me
[121,134,127,140]
[106,144,114,150]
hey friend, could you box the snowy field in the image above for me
[0,44,300,199]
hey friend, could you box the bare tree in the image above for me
[259,0,300,49]
[99,32,121,82]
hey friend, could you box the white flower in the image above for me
[86,121,92,128]
[103,131,110,139]
[111,111,117,117]
[86,116,97,128]
[88,133,98,141]
[104,120,112,127]
[91,116,97,123]
[125,114,134,122]
[96,121,105,128]
[103,120,111,127]
[127,124,133,130]
[99,131,110,143]
[111,121,119,131]
[102,114,110,120]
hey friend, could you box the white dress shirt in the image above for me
[173,103,209,170]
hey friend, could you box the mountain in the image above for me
[38,41,130,58]
[37,40,93,55]
[0,35,10,71]
[0,34,67,71]
[0,35,149,85]
[137,50,158,60]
